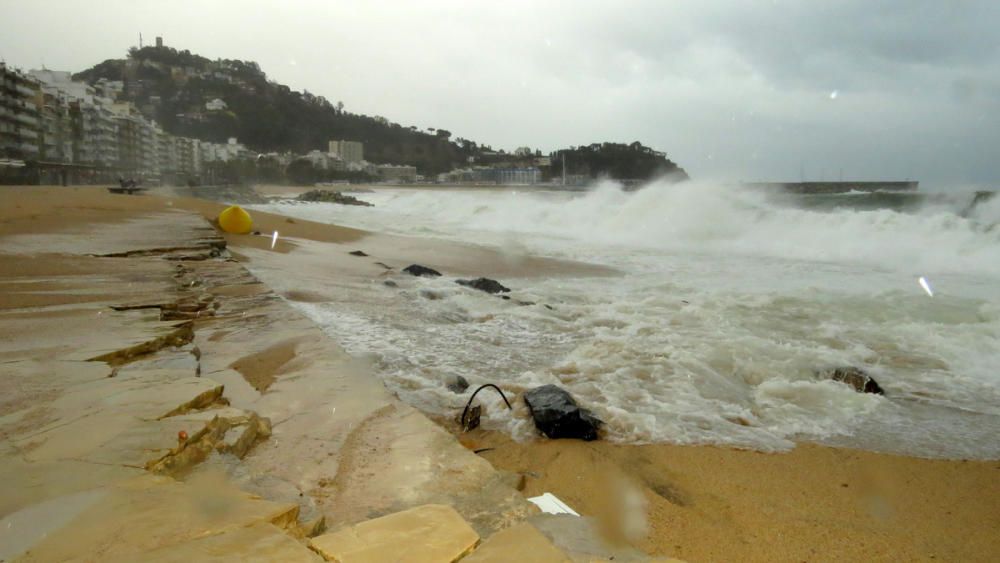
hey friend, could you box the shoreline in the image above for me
[1,185,998,561]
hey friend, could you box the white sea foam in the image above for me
[251,182,1000,459]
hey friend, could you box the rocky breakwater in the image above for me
[297,189,373,206]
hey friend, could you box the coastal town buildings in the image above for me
[376,164,417,183]
[305,149,346,171]
[37,88,74,164]
[0,64,216,185]
[0,63,42,162]
[200,137,249,163]
[205,98,227,111]
[328,139,363,163]
[4,61,540,187]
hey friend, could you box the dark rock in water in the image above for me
[455,277,511,294]
[403,264,442,277]
[500,295,511,301]
[515,300,535,307]
[447,375,470,394]
[461,404,481,432]
[544,304,555,311]
[296,189,373,206]
[348,250,369,257]
[383,280,398,288]
[821,367,884,395]
[523,384,602,441]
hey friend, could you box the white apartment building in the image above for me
[328,139,363,163]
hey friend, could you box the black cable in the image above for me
[460,383,512,429]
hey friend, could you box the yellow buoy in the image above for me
[218,205,253,234]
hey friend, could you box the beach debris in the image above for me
[918,276,934,297]
[88,323,196,366]
[527,492,580,516]
[447,375,470,394]
[383,280,398,288]
[524,385,603,441]
[460,384,513,432]
[462,404,482,432]
[297,189,373,206]
[297,516,327,539]
[270,230,279,249]
[375,261,394,270]
[147,411,272,475]
[218,205,253,234]
[348,250,369,257]
[456,277,511,294]
[820,367,885,395]
[403,264,442,277]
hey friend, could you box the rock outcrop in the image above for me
[297,189,373,206]
[523,385,602,441]
[403,264,442,277]
[456,277,511,294]
[821,367,885,395]
[447,375,470,394]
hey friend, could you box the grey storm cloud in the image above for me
[2,0,997,186]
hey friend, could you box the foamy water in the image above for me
[251,181,1000,459]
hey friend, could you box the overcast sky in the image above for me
[2,0,998,186]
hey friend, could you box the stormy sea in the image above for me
[255,182,1000,460]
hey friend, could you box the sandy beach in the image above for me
[1,185,998,562]
[457,429,999,562]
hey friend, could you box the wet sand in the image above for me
[454,428,1000,562]
[2,185,999,562]
[0,185,613,277]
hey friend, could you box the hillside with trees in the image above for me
[75,45,472,175]
[550,142,688,182]
[74,44,688,183]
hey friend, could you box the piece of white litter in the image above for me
[918,276,934,297]
[527,492,580,516]
[271,230,279,249]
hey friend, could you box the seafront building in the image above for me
[328,139,363,163]
[438,165,542,185]
[1,64,222,185]
[0,63,42,164]
[375,163,417,183]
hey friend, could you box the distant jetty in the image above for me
[743,181,918,194]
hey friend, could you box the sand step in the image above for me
[308,504,479,563]
[107,522,322,562]
[462,522,571,562]
[1,474,300,562]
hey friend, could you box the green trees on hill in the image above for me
[551,142,688,181]
[72,45,689,183]
[285,159,376,186]
[75,47,470,175]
